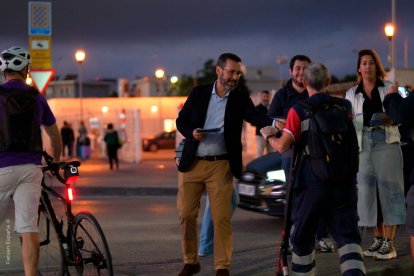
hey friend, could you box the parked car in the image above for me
[237,152,287,216]
[142,130,176,151]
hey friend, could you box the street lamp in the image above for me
[384,22,395,69]
[155,68,165,95]
[170,75,178,84]
[75,49,86,121]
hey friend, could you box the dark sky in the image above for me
[2,0,414,81]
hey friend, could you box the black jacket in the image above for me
[268,79,308,119]
[176,83,273,179]
[384,92,414,125]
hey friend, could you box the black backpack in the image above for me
[0,86,42,152]
[300,99,359,184]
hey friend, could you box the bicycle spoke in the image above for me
[73,212,113,276]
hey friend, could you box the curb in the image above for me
[52,186,178,196]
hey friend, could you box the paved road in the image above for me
[0,150,413,275]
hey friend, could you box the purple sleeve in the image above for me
[36,94,56,126]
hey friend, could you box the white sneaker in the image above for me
[363,237,384,257]
[374,239,397,260]
[318,238,335,252]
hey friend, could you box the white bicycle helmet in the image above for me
[0,46,31,72]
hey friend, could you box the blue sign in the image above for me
[28,2,52,36]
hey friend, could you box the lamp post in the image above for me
[75,49,86,121]
[154,68,165,131]
[384,22,395,69]
[155,68,165,95]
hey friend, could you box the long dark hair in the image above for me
[356,49,387,82]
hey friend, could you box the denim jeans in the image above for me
[198,186,239,255]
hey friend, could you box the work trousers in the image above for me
[177,159,233,270]
[290,185,365,276]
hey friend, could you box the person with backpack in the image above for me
[268,54,334,252]
[261,62,365,275]
[345,49,406,261]
[0,46,63,276]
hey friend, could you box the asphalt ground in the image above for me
[50,150,414,275]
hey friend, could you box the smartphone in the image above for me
[398,86,409,98]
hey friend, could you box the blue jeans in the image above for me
[198,187,239,255]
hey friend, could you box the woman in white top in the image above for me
[345,49,406,261]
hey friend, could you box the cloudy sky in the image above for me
[2,0,414,81]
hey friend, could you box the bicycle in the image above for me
[37,151,113,275]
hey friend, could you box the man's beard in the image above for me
[292,78,304,88]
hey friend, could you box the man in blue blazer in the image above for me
[176,53,273,276]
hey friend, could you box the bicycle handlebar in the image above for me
[42,151,81,185]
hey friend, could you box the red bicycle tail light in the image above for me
[66,175,79,185]
[67,187,75,201]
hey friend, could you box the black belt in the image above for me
[196,155,228,161]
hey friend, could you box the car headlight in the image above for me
[266,170,286,182]
[241,172,255,181]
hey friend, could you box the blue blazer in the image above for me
[176,83,273,179]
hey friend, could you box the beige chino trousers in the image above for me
[177,159,234,270]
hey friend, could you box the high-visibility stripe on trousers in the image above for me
[338,243,366,276]
[292,250,316,276]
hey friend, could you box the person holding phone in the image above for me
[384,83,414,262]
[345,49,406,260]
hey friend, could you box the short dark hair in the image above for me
[289,55,312,70]
[261,90,270,95]
[107,123,114,130]
[217,53,242,67]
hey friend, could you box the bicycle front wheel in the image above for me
[37,208,65,275]
[72,211,113,276]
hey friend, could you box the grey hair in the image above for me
[303,62,330,91]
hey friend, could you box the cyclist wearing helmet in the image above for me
[0,46,62,275]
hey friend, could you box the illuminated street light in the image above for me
[384,22,395,41]
[384,22,395,69]
[170,75,178,84]
[154,68,165,95]
[155,68,165,79]
[26,76,33,85]
[75,49,86,121]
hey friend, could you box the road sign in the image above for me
[29,36,52,68]
[28,2,52,36]
[29,69,55,94]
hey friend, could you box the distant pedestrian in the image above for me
[103,123,120,170]
[78,133,91,160]
[254,90,273,157]
[346,49,406,260]
[60,121,75,158]
[79,120,88,137]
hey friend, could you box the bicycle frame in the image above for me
[39,151,113,275]
[39,152,82,269]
